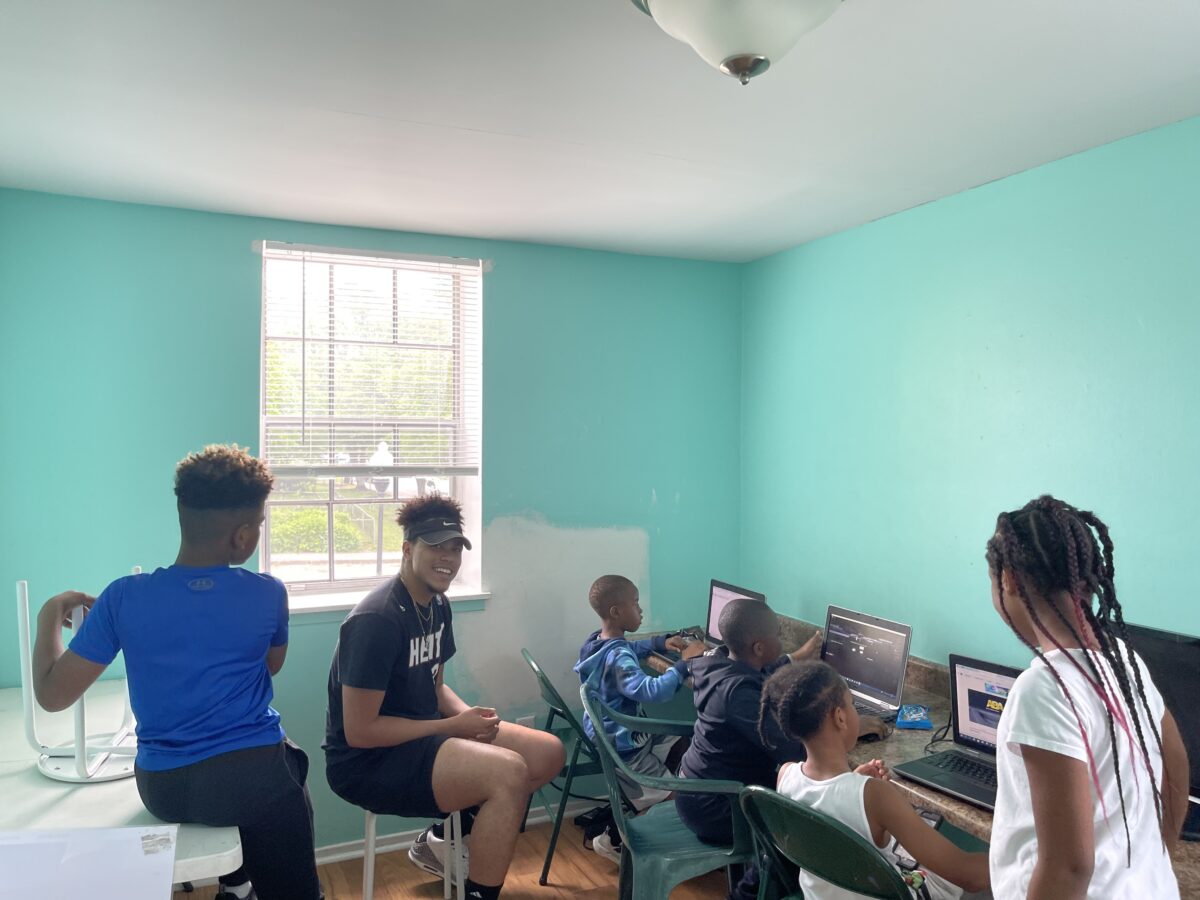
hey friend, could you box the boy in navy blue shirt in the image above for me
[675,600,820,844]
[32,445,320,900]
[674,599,820,900]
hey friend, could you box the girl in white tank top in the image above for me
[761,662,990,900]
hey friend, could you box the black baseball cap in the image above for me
[405,517,472,550]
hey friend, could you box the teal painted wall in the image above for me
[740,116,1200,669]
[0,188,742,844]
[5,111,1200,850]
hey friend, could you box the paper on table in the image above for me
[0,824,178,899]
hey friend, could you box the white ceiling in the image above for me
[2,1,1199,262]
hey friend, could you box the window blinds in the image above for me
[259,241,482,478]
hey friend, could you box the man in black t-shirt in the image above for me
[324,494,564,900]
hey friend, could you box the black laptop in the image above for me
[893,654,1022,810]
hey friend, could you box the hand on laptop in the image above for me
[664,635,707,660]
[790,628,823,662]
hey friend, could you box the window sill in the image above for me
[289,588,490,615]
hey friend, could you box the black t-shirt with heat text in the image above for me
[323,575,456,764]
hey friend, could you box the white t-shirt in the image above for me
[991,641,1179,899]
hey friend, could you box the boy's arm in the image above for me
[266,644,287,676]
[342,684,499,748]
[864,778,990,894]
[629,635,668,659]
[267,580,289,676]
[787,629,823,662]
[611,646,687,703]
[33,592,107,712]
[435,663,471,717]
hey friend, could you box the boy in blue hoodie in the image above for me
[574,574,702,815]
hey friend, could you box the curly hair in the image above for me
[174,445,274,510]
[396,492,464,529]
[986,494,1164,863]
[759,660,847,746]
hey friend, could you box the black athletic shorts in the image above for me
[326,733,450,819]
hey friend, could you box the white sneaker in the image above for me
[408,826,470,879]
[591,830,622,864]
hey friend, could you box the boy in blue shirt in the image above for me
[32,445,320,900]
[574,574,702,823]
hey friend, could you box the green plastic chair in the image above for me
[739,784,913,900]
[520,648,611,885]
[581,685,755,900]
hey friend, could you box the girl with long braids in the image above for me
[986,496,1189,899]
[761,661,990,899]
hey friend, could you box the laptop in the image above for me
[705,579,767,648]
[892,654,1022,810]
[654,579,766,663]
[821,605,912,723]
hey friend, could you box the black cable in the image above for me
[923,720,953,755]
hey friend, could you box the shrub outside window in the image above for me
[258,241,482,594]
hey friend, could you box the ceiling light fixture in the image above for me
[631,0,841,84]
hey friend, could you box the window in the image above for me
[258,241,482,594]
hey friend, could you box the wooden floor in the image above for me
[174,821,728,899]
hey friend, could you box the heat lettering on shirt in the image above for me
[408,625,445,668]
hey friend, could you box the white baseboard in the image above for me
[315,798,598,867]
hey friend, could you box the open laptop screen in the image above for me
[949,654,1022,754]
[821,606,912,712]
[705,580,766,645]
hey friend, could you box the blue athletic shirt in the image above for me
[69,565,289,771]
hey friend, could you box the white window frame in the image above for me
[256,241,482,597]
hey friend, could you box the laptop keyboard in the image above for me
[854,701,897,724]
[930,752,997,787]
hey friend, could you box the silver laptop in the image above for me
[892,654,1022,810]
[820,605,912,722]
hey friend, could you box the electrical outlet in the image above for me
[516,715,536,729]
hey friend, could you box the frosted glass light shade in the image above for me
[643,0,840,81]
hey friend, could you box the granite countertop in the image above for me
[642,617,1200,894]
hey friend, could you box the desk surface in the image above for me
[0,682,241,883]
[644,626,1200,895]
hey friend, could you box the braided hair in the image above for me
[986,495,1164,863]
[759,660,847,747]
